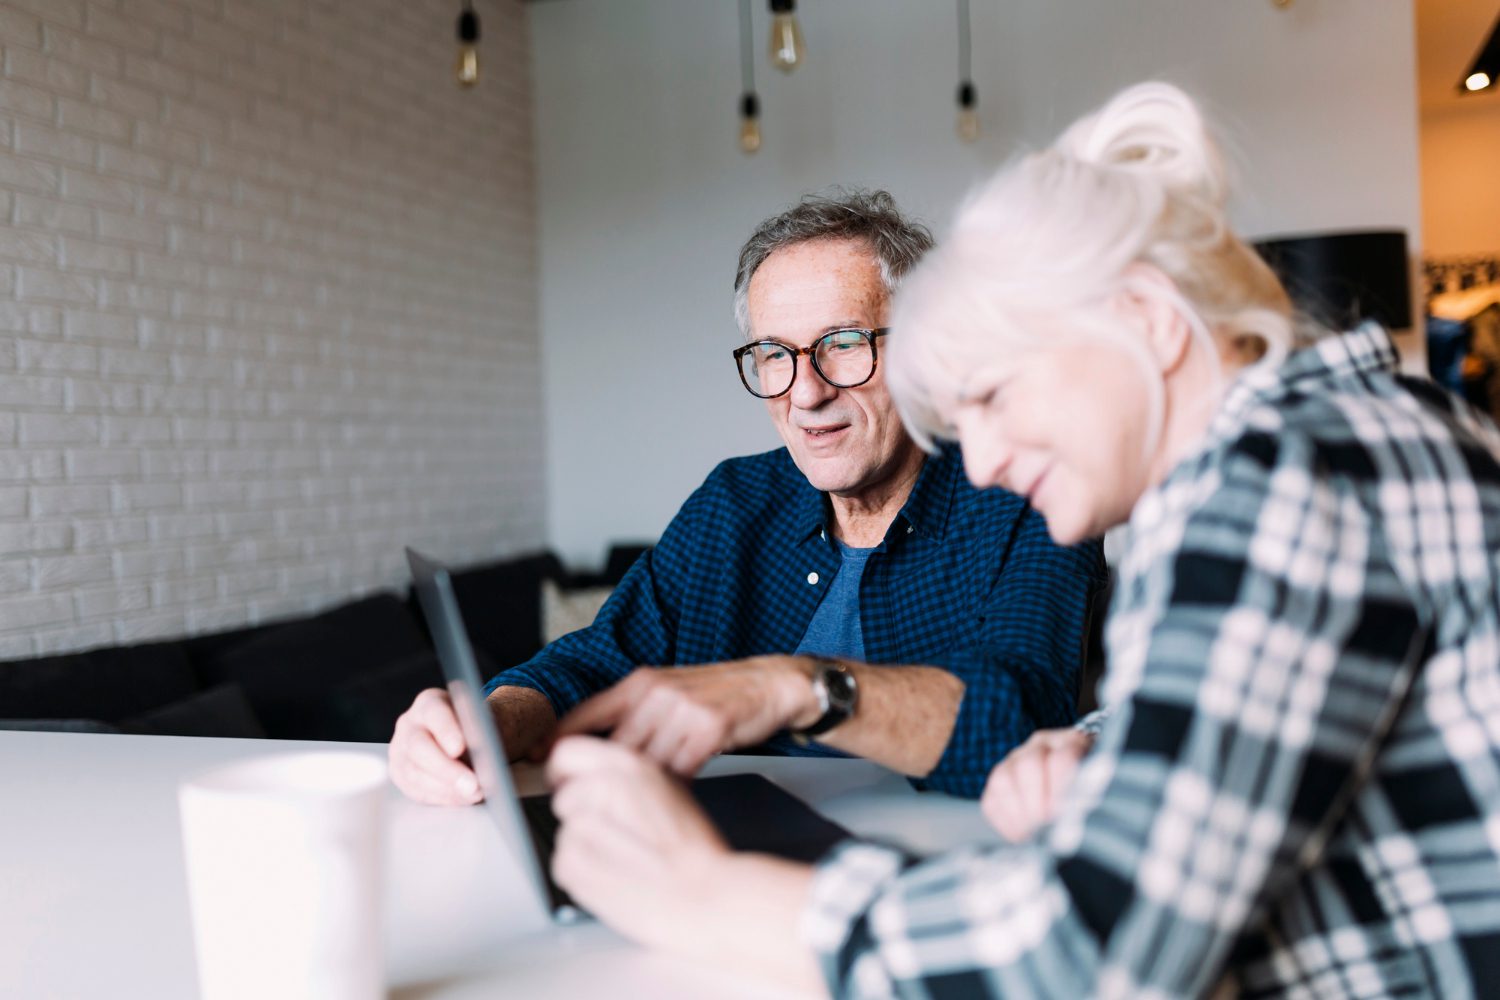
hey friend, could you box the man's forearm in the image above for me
[783,658,964,777]
[486,685,558,761]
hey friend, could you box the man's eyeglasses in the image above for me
[732,328,890,399]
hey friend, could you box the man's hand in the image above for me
[980,726,1093,842]
[548,736,730,949]
[553,658,816,776]
[389,685,557,806]
[389,688,483,806]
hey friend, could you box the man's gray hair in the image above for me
[733,189,935,338]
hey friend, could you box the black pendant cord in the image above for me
[740,0,756,97]
[957,0,972,87]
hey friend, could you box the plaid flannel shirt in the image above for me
[804,326,1500,997]
[487,444,1103,797]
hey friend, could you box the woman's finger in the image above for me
[982,764,1025,842]
[1043,740,1083,818]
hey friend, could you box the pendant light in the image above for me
[956,0,978,141]
[739,0,762,153]
[456,1,480,88]
[1459,11,1500,94]
[768,0,804,73]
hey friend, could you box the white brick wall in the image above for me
[0,0,544,656]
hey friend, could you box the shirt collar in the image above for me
[1289,321,1399,382]
[895,444,960,542]
[1212,322,1399,438]
[792,443,961,546]
[794,469,829,543]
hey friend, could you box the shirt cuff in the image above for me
[482,663,573,717]
[800,841,910,998]
[918,653,1029,798]
[1075,706,1112,736]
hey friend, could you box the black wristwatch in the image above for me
[794,658,858,740]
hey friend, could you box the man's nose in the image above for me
[787,358,838,409]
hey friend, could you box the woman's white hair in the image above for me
[888,81,1302,452]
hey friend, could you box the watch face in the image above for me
[824,666,856,709]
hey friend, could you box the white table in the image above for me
[0,731,998,999]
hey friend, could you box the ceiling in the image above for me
[1417,0,1500,112]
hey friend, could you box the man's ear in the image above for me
[1114,263,1193,376]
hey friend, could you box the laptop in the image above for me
[405,548,852,924]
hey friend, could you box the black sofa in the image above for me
[0,548,644,743]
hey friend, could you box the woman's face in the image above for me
[948,335,1160,546]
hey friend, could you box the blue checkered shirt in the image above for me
[487,444,1103,797]
[802,326,1500,997]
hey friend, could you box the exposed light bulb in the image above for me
[739,93,762,154]
[957,81,978,142]
[768,0,803,73]
[456,6,480,88]
[457,45,479,87]
[1466,71,1492,92]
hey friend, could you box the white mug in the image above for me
[179,752,388,1000]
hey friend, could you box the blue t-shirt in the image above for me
[762,539,876,758]
[795,540,875,661]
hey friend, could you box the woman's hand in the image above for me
[547,735,730,949]
[981,727,1094,843]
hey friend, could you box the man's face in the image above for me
[745,239,916,497]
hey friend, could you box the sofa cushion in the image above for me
[197,593,429,740]
[181,622,273,683]
[541,578,614,644]
[602,543,652,585]
[0,640,198,723]
[0,718,122,734]
[442,552,561,670]
[326,649,449,743]
[120,683,267,739]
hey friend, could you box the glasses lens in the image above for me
[740,342,795,397]
[814,330,875,387]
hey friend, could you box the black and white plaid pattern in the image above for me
[802,326,1500,998]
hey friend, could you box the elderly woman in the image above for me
[545,83,1500,998]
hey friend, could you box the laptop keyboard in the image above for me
[519,794,578,914]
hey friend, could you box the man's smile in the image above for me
[798,422,851,444]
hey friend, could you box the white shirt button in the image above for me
[907,524,914,534]
[806,572,819,585]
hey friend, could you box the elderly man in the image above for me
[389,190,1103,802]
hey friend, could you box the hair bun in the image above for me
[1054,81,1226,208]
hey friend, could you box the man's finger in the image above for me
[408,763,482,806]
[403,728,482,802]
[555,685,635,739]
[416,694,467,759]
[642,714,691,771]
[669,729,717,777]
[608,687,672,753]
